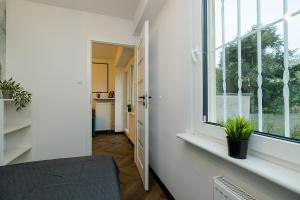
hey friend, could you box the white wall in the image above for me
[91,58,115,93]
[115,69,124,132]
[133,0,166,35]
[6,0,137,160]
[149,0,299,199]
[0,0,5,79]
[114,57,134,132]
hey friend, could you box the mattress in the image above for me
[0,156,120,200]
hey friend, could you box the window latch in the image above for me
[191,48,201,63]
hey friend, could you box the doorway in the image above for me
[90,41,159,199]
[91,42,135,137]
[87,21,151,197]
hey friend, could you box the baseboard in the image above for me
[94,130,125,135]
[114,131,125,134]
[149,166,175,200]
[127,138,134,147]
[125,128,129,135]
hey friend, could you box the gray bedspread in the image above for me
[0,156,120,200]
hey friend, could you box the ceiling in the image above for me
[115,48,134,68]
[92,43,118,60]
[27,0,141,20]
[92,43,134,68]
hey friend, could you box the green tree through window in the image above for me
[215,27,300,139]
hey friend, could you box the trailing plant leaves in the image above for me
[0,78,32,111]
[224,116,254,140]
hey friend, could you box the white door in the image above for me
[136,20,149,191]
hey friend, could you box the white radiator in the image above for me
[213,176,257,200]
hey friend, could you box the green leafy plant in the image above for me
[0,78,32,111]
[13,89,32,111]
[0,78,20,92]
[224,116,254,140]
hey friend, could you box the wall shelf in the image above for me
[4,122,32,135]
[0,101,32,166]
[3,145,32,165]
[1,99,14,102]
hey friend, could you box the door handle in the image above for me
[138,95,146,107]
[139,96,152,99]
[138,95,151,107]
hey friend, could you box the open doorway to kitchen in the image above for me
[90,42,148,200]
[91,42,135,141]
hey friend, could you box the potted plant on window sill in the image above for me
[224,116,254,159]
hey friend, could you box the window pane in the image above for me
[215,49,223,123]
[241,33,258,129]
[225,43,239,120]
[261,0,282,25]
[215,0,222,48]
[261,23,284,136]
[214,43,239,124]
[224,0,237,42]
[208,0,300,141]
[288,0,300,15]
[241,0,257,35]
[289,14,300,140]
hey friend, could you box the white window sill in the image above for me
[176,132,300,194]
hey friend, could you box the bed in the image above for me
[0,156,120,200]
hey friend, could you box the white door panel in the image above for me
[137,124,145,143]
[136,20,149,191]
[138,143,145,164]
[138,68,144,83]
[138,82,144,97]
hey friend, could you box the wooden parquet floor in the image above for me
[92,133,169,200]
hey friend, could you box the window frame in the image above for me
[203,0,300,144]
[194,0,300,170]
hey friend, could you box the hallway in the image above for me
[92,133,169,200]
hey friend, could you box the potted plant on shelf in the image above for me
[0,78,17,99]
[0,78,32,111]
[127,103,132,112]
[224,116,254,159]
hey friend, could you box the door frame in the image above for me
[86,39,136,155]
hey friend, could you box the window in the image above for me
[204,0,300,141]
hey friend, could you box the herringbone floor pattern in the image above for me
[92,133,169,200]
